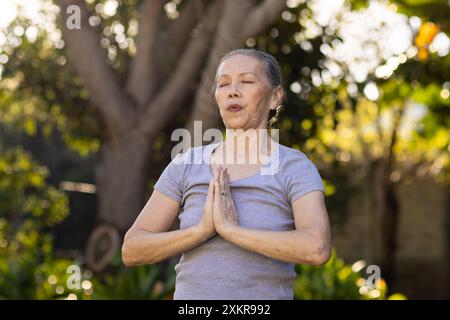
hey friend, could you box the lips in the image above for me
[227,104,243,112]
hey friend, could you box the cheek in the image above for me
[214,91,225,106]
[246,86,269,107]
[214,89,220,100]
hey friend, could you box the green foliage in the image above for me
[0,145,68,226]
[293,249,390,300]
[91,253,176,300]
[0,145,75,299]
[0,226,92,300]
[0,219,49,299]
[0,2,101,156]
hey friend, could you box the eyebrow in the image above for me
[217,72,258,79]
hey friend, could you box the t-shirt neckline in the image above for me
[205,141,278,183]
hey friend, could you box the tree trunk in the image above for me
[364,159,384,265]
[85,130,154,270]
[365,158,400,293]
[379,106,403,292]
[380,176,400,293]
[95,133,152,231]
[362,164,377,265]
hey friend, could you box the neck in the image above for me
[216,128,276,165]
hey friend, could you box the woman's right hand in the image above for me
[196,176,216,240]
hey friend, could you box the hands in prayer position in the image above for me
[198,165,239,240]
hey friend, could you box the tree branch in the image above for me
[126,0,165,106]
[242,0,285,39]
[59,0,132,135]
[152,0,206,95]
[137,0,223,137]
[159,0,206,61]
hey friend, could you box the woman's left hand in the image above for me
[213,166,239,237]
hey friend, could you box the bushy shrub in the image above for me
[293,249,407,300]
[90,253,175,300]
[0,146,77,299]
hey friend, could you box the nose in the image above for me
[227,83,241,98]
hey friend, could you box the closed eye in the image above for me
[217,81,254,88]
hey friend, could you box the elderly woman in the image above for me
[122,48,331,300]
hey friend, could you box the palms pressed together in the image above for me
[200,165,239,239]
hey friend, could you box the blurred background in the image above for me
[0,0,448,300]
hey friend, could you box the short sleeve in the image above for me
[283,152,325,204]
[153,150,188,203]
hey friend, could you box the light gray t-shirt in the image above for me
[153,142,325,300]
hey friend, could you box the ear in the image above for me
[270,86,284,108]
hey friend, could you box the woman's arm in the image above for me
[122,185,215,266]
[122,224,208,266]
[222,191,331,265]
[214,167,331,265]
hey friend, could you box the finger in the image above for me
[223,171,230,199]
[220,167,225,192]
[214,168,221,203]
[208,175,214,191]
[225,172,237,213]
[211,174,216,201]
[222,170,232,215]
[223,169,228,200]
[225,171,231,193]
[206,177,214,203]
[215,166,221,182]
[225,171,233,200]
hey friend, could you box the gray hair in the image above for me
[211,48,287,129]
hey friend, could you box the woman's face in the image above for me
[214,54,282,130]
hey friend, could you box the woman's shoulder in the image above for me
[275,143,321,177]
[275,143,325,200]
[277,143,311,164]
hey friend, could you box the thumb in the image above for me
[206,177,214,203]
[214,169,221,204]
[210,179,215,208]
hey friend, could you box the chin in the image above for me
[223,117,245,129]
[225,121,246,130]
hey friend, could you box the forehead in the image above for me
[217,54,264,77]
